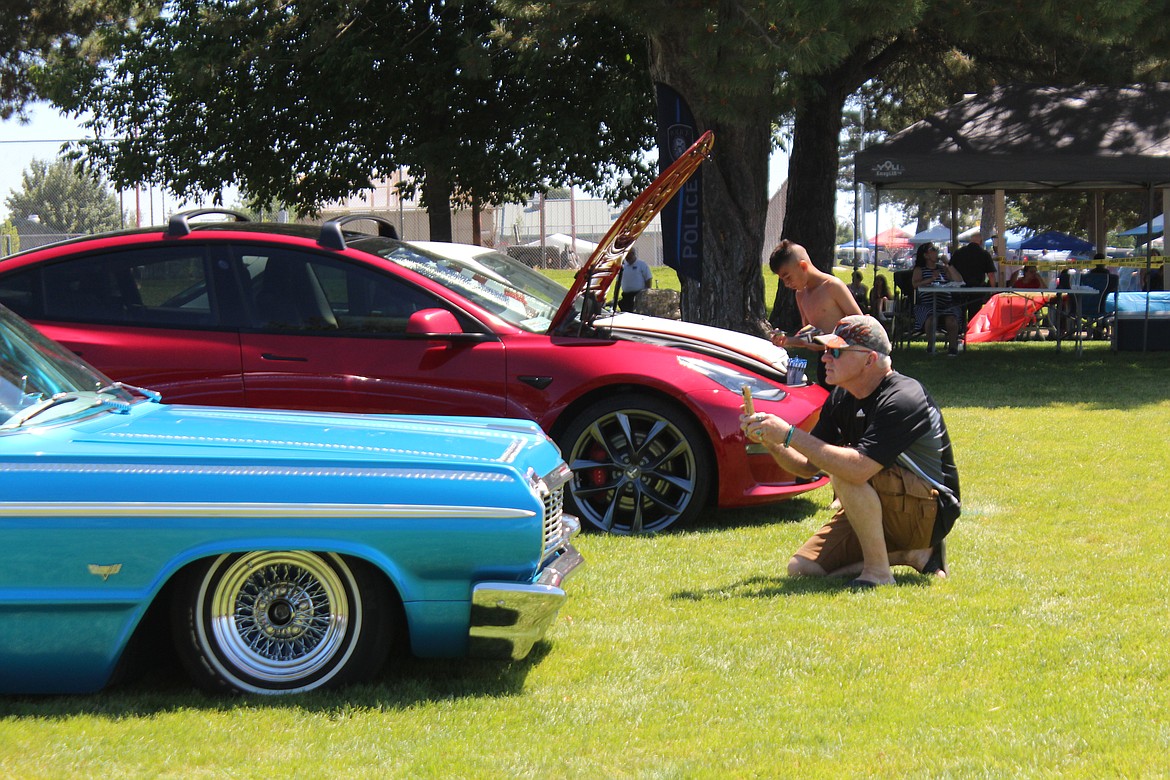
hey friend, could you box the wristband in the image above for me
[783,427,795,448]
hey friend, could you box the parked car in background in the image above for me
[0,304,581,695]
[0,134,829,534]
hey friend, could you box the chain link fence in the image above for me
[2,141,665,265]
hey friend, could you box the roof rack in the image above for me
[166,208,252,238]
[318,214,400,250]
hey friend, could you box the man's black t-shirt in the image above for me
[950,242,996,286]
[811,371,961,540]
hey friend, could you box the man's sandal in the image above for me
[922,539,948,577]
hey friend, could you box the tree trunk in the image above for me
[980,194,995,244]
[647,35,773,336]
[772,78,848,332]
[422,169,454,242]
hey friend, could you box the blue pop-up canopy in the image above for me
[1019,231,1093,253]
[1119,214,1164,236]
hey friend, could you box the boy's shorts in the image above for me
[793,465,938,574]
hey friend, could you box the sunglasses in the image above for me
[827,347,872,359]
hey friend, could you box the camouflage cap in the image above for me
[813,314,892,356]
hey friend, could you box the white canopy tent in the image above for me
[523,233,599,256]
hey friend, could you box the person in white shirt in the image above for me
[618,248,653,312]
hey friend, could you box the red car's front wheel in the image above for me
[560,394,711,534]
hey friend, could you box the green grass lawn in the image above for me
[3,279,1170,775]
[543,261,893,310]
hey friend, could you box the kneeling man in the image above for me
[742,315,960,588]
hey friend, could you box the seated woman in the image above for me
[869,274,893,326]
[1012,264,1047,289]
[848,270,869,314]
[911,243,965,356]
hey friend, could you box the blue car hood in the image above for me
[61,403,560,473]
[2,403,570,517]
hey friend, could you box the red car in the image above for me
[0,141,827,533]
[0,217,828,533]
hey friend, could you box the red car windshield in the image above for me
[356,238,577,333]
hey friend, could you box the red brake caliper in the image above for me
[586,443,609,488]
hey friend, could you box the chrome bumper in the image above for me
[468,514,584,660]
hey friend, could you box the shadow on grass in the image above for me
[891,341,1169,411]
[0,642,555,718]
[669,572,939,601]
[683,496,824,534]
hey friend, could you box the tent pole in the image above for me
[994,190,1006,285]
[865,185,877,287]
[856,184,869,283]
[1164,185,1170,280]
[1142,184,1155,351]
[949,193,958,255]
[1093,191,1105,255]
[1164,188,1170,241]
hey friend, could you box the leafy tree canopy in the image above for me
[1,0,143,120]
[1006,191,1149,245]
[1,218,19,254]
[509,0,1170,331]
[5,156,122,233]
[39,0,657,240]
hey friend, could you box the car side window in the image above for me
[29,247,216,328]
[0,270,40,318]
[245,249,445,334]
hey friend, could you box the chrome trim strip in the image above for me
[499,438,525,463]
[535,542,584,589]
[177,407,538,438]
[0,501,536,520]
[0,462,514,483]
[552,514,581,546]
[543,462,573,491]
[94,430,531,464]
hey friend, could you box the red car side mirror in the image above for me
[405,308,463,335]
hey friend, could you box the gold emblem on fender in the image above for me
[88,564,122,581]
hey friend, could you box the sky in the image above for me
[0,104,87,220]
[0,103,226,224]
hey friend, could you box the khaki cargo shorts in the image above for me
[794,464,938,573]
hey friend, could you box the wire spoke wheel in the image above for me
[173,551,392,694]
[211,552,349,681]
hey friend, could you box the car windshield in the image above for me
[358,239,577,333]
[0,305,132,428]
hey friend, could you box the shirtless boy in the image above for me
[768,240,862,387]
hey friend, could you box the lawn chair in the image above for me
[889,269,919,349]
[1077,272,1115,340]
[1016,294,1047,341]
[896,270,967,352]
[875,296,898,335]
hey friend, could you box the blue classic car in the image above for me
[0,304,582,695]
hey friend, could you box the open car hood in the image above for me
[550,131,714,333]
[595,311,791,380]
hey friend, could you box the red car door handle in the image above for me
[260,352,309,362]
